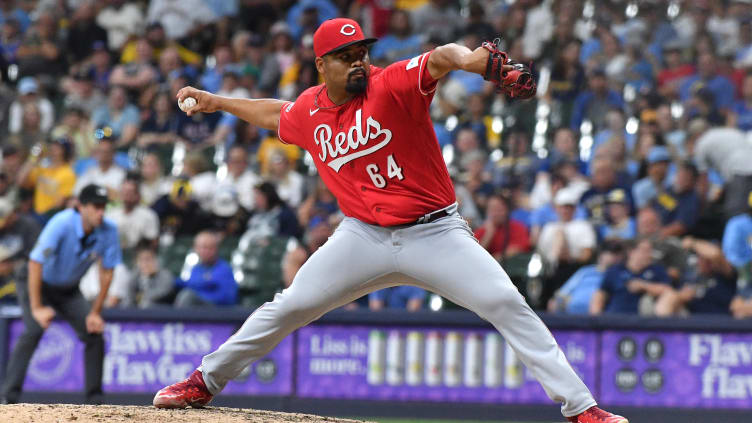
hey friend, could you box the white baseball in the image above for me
[178,96,197,112]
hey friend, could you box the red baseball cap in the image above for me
[313,18,377,58]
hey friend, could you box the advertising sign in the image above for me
[295,325,597,404]
[7,320,293,395]
[601,331,752,409]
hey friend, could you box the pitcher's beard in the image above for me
[345,74,367,94]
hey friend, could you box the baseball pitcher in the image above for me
[153,18,626,423]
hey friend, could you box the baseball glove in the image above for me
[481,39,537,100]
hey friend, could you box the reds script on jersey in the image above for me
[278,51,455,226]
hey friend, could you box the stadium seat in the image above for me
[501,252,533,290]
[232,236,290,308]
[218,236,239,262]
[159,235,195,276]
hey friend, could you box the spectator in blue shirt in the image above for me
[174,231,237,307]
[570,68,625,132]
[598,188,636,241]
[530,173,566,244]
[0,3,30,33]
[632,146,671,209]
[369,286,427,311]
[723,207,752,270]
[728,73,752,131]
[2,185,120,404]
[580,158,633,227]
[685,87,725,126]
[650,161,700,238]
[370,10,423,64]
[679,52,736,112]
[539,128,588,176]
[199,45,233,94]
[91,85,140,147]
[676,237,736,315]
[722,194,752,300]
[590,238,677,316]
[549,241,626,314]
[489,129,539,193]
[285,0,338,40]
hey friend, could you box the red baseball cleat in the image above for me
[567,406,628,423]
[153,369,213,409]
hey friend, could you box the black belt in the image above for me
[416,209,449,224]
[415,203,458,224]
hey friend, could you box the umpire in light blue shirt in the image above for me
[1,184,121,405]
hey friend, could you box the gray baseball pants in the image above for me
[199,211,596,417]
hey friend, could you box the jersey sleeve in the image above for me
[277,100,303,147]
[29,213,65,263]
[382,51,439,117]
[722,218,748,268]
[99,224,122,269]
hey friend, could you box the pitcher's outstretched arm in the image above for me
[176,86,285,131]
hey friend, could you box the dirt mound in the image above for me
[0,404,376,423]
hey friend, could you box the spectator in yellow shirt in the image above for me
[120,22,201,66]
[18,138,76,218]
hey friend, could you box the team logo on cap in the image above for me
[340,24,356,36]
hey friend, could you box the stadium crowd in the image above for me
[0,0,751,318]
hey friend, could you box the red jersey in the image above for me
[473,220,531,257]
[278,51,456,226]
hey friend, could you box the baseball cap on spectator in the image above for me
[554,187,580,206]
[17,77,38,95]
[646,146,671,164]
[212,186,239,217]
[79,184,109,205]
[91,40,107,52]
[270,21,291,37]
[169,177,193,201]
[606,188,629,204]
[313,18,377,58]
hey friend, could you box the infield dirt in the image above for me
[0,404,376,422]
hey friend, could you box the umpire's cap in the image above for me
[79,184,108,205]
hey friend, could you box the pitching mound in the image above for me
[0,404,376,423]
